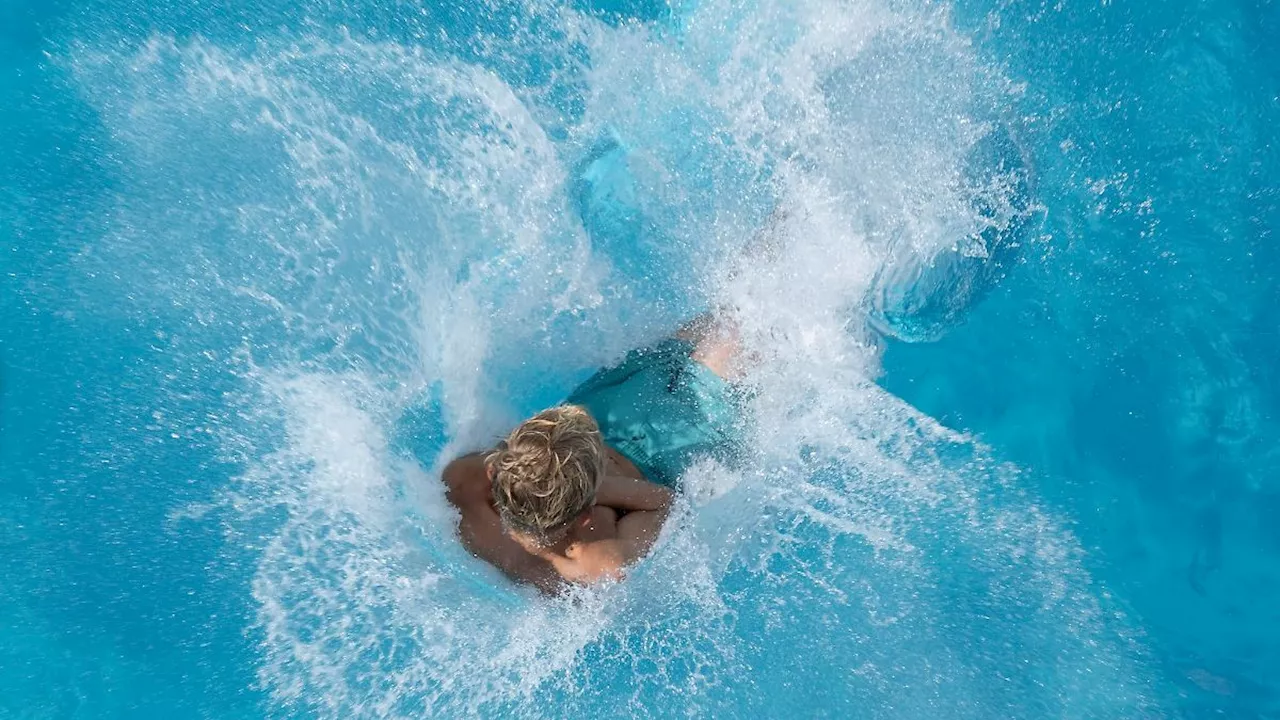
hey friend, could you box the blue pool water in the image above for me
[2,0,1277,717]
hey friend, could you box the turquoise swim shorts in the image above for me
[566,338,742,487]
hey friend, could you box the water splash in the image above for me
[62,0,1161,716]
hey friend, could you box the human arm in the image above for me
[576,448,673,578]
[594,473,673,513]
[615,505,669,558]
[596,445,674,512]
[571,503,671,583]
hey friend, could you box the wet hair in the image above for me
[486,405,604,545]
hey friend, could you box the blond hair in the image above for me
[487,405,605,544]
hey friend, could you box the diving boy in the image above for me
[441,314,743,592]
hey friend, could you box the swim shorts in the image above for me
[566,338,742,487]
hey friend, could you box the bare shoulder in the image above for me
[441,453,560,590]
[442,452,489,506]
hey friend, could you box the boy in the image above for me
[442,315,743,592]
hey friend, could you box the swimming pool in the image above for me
[1,0,1276,717]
